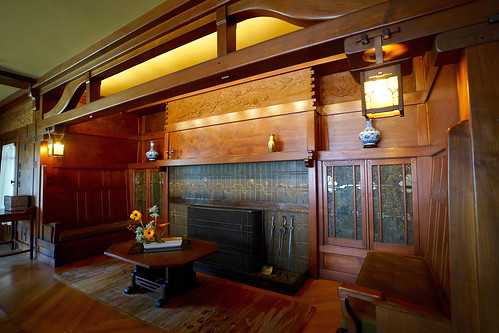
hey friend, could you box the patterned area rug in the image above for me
[54,259,315,332]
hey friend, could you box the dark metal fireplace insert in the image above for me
[187,205,264,273]
[187,205,308,295]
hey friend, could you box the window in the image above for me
[323,158,418,253]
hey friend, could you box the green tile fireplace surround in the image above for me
[168,160,309,276]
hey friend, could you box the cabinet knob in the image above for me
[166,148,175,159]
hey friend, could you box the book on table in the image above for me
[143,237,183,250]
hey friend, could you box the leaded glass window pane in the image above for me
[150,171,164,216]
[372,163,413,245]
[327,165,361,240]
[134,171,146,213]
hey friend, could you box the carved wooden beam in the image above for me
[0,70,35,89]
[42,76,86,119]
[227,0,387,25]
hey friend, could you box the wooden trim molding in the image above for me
[317,146,432,160]
[157,150,311,167]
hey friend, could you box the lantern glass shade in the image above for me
[47,138,64,157]
[53,141,64,156]
[361,63,403,119]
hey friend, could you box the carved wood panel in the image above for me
[167,68,314,124]
[169,112,310,159]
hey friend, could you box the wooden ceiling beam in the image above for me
[36,0,495,130]
[0,70,36,89]
[34,0,223,91]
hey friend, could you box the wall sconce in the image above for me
[360,63,403,119]
[46,130,64,157]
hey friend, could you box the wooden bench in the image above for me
[37,220,137,267]
[337,251,451,333]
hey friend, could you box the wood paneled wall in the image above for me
[43,168,129,226]
[169,112,311,159]
[41,132,138,226]
[425,151,450,311]
[422,60,469,316]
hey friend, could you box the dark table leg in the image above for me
[123,263,199,307]
[10,221,17,250]
[124,265,139,294]
[29,215,34,259]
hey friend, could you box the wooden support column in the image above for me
[85,72,101,104]
[216,6,236,57]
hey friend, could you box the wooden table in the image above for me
[0,207,35,259]
[104,238,218,307]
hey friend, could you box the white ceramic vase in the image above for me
[359,119,381,147]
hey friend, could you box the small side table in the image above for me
[105,238,218,307]
[0,207,35,259]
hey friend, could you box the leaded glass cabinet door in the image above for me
[323,161,366,248]
[133,170,147,214]
[149,170,164,217]
[368,158,418,253]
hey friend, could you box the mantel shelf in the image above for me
[128,162,161,169]
[156,151,312,167]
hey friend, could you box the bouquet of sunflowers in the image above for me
[128,205,169,244]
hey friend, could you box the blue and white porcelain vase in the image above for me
[359,119,381,147]
[146,140,159,161]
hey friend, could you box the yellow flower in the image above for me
[144,227,155,239]
[130,210,142,221]
[159,222,170,227]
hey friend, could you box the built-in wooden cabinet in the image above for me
[320,158,419,281]
[129,165,167,221]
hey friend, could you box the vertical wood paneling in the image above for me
[425,152,450,312]
[465,42,499,333]
[448,121,479,332]
[426,64,460,154]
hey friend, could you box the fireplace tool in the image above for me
[262,215,276,275]
[286,216,294,278]
[276,216,287,271]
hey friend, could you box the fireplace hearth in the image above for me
[187,205,308,295]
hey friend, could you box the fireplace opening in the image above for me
[188,205,265,272]
[187,205,308,295]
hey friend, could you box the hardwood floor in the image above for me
[0,253,342,332]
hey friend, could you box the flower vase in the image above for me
[359,119,381,148]
[146,140,159,161]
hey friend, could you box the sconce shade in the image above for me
[47,137,64,157]
[53,141,64,156]
[361,63,403,119]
